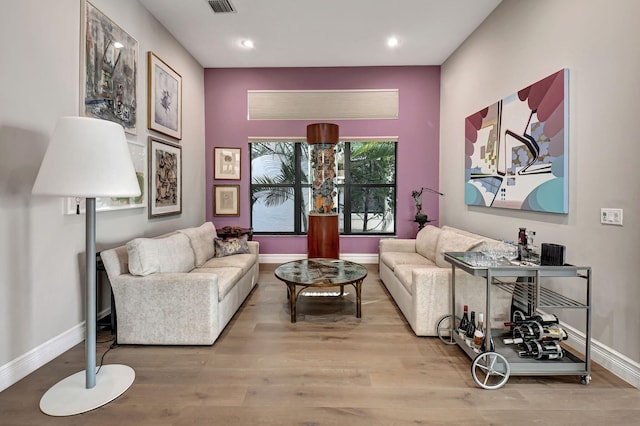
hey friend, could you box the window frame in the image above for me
[249,138,396,236]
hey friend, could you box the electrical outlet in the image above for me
[601,208,623,226]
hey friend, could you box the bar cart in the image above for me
[437,251,592,390]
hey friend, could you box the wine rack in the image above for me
[440,252,592,390]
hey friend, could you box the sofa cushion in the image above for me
[434,228,483,268]
[379,251,435,271]
[179,222,217,267]
[127,233,195,276]
[193,267,243,301]
[214,235,250,257]
[394,264,442,295]
[199,252,257,276]
[415,225,441,261]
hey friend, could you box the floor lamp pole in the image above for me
[85,197,97,389]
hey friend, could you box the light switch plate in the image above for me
[601,208,623,225]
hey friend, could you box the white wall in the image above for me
[0,0,205,390]
[441,0,639,370]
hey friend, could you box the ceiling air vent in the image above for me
[207,0,236,13]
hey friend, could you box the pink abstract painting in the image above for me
[465,69,569,213]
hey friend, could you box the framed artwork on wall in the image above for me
[148,136,182,218]
[464,68,569,214]
[148,52,182,140]
[213,147,241,180]
[65,141,146,214]
[81,1,138,134]
[213,185,240,216]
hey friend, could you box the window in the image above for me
[250,140,396,235]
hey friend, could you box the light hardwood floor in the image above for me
[1,264,638,425]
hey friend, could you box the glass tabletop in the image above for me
[274,258,368,285]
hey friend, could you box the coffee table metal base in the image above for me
[284,280,364,323]
[274,259,368,323]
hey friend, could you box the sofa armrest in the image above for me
[379,238,416,254]
[247,240,259,255]
[110,272,220,345]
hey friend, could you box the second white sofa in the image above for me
[379,225,513,336]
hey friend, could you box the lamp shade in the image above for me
[32,117,141,198]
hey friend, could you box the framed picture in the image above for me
[149,137,182,218]
[213,147,241,180]
[81,1,138,134]
[148,52,182,140]
[213,185,240,216]
[464,69,569,214]
[65,141,146,214]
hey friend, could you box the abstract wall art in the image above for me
[148,52,182,140]
[82,1,138,133]
[464,69,569,213]
[148,136,182,218]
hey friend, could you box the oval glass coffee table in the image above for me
[274,258,368,323]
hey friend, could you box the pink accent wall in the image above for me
[204,66,440,254]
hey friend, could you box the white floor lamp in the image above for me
[32,117,139,416]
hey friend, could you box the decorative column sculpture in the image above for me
[307,123,339,259]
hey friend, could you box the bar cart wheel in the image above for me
[471,352,511,390]
[436,315,460,345]
[580,375,591,385]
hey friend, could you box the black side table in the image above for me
[96,253,116,334]
[217,226,253,240]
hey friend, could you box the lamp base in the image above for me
[40,364,135,416]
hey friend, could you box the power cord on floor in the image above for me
[96,339,119,375]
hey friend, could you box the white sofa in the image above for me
[379,225,513,336]
[101,222,259,345]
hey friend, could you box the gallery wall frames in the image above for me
[148,137,182,218]
[81,1,138,134]
[213,185,240,216]
[464,69,569,214]
[148,52,182,140]
[213,147,241,180]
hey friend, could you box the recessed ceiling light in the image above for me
[241,39,254,49]
[387,37,399,48]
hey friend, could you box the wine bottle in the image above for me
[458,305,470,337]
[480,333,495,353]
[503,323,568,344]
[465,311,476,345]
[517,341,564,360]
[504,312,559,328]
[473,312,485,349]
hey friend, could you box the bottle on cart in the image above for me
[518,340,564,360]
[465,311,476,345]
[504,311,559,328]
[518,227,527,260]
[458,305,470,337]
[503,323,568,344]
[481,332,495,353]
[473,312,485,350]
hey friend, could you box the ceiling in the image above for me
[139,0,503,68]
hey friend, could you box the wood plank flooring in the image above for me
[1,264,638,425]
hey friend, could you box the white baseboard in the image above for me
[0,322,85,392]
[259,253,379,264]
[562,321,640,388]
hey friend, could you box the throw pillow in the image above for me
[214,235,250,257]
[127,233,195,276]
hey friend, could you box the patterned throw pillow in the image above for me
[214,235,250,257]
